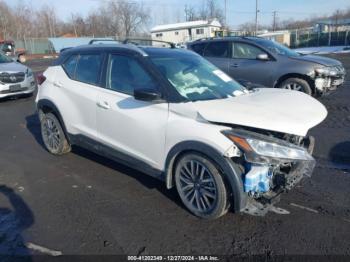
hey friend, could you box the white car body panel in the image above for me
[164,102,233,168]
[190,88,328,137]
[96,88,169,170]
[42,66,99,140]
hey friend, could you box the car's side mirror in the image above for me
[134,89,163,102]
[256,53,269,61]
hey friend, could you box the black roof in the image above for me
[140,46,196,57]
[52,43,196,65]
[62,44,146,55]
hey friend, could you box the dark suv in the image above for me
[187,37,346,95]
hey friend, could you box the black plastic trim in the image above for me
[69,134,164,180]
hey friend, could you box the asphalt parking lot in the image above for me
[0,55,350,259]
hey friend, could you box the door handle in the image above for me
[97,101,110,109]
[53,81,63,88]
[230,63,239,68]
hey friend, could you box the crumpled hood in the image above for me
[291,54,341,67]
[191,88,328,136]
[0,62,27,73]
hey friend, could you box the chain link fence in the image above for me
[290,30,350,48]
[14,38,55,55]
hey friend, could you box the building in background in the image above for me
[151,19,222,44]
[258,30,291,46]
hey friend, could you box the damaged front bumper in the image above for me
[222,129,316,216]
[242,158,316,216]
[313,65,346,94]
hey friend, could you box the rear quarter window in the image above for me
[190,43,207,55]
[203,41,229,58]
[62,55,78,78]
[75,54,103,85]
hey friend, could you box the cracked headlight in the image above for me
[245,138,313,160]
[315,67,337,77]
[223,131,314,164]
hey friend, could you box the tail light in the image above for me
[37,73,46,85]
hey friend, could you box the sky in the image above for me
[5,0,350,29]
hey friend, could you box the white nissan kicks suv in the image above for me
[36,42,327,219]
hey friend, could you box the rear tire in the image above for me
[174,153,229,219]
[40,113,71,155]
[278,78,312,95]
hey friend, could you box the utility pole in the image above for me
[255,0,259,36]
[224,0,227,27]
[272,11,277,32]
[335,10,340,32]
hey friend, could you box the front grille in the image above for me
[0,72,25,83]
[0,87,28,94]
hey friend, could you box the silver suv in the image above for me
[0,52,36,99]
[187,37,346,95]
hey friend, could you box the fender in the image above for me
[164,141,247,212]
[36,99,71,144]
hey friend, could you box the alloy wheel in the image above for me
[282,82,303,91]
[42,118,61,152]
[177,160,217,213]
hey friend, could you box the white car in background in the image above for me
[0,52,36,99]
[36,43,327,219]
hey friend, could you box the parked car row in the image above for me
[34,39,329,219]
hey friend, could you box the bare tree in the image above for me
[0,1,13,39]
[184,0,224,24]
[117,1,149,37]
[184,5,197,21]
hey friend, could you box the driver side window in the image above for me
[107,54,158,96]
[232,42,265,59]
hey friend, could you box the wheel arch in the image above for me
[164,141,247,212]
[37,99,71,143]
[274,73,315,93]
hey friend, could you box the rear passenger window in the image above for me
[63,55,78,78]
[204,41,229,58]
[232,42,264,59]
[191,43,207,55]
[75,54,102,85]
[107,54,158,96]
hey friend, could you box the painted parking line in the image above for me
[289,203,319,214]
[26,242,62,256]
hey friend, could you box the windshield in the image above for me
[256,39,300,57]
[150,52,247,102]
[0,52,12,63]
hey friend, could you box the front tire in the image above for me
[175,153,229,219]
[40,112,71,155]
[278,78,312,95]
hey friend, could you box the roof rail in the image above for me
[122,38,176,49]
[60,47,73,53]
[194,34,264,41]
[194,37,218,42]
[88,39,120,45]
